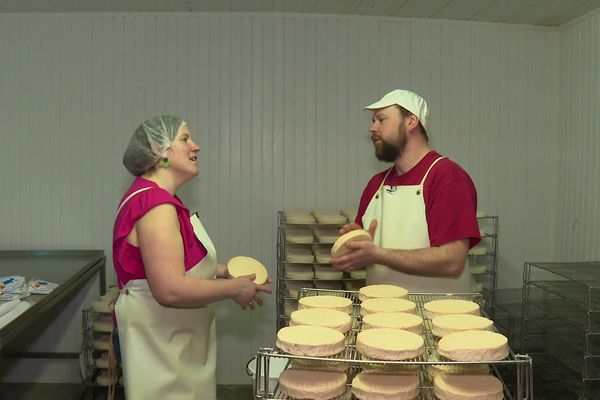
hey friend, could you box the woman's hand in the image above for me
[231,274,272,310]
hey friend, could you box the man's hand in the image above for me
[332,220,380,271]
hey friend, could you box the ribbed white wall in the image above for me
[557,9,600,261]
[0,12,560,383]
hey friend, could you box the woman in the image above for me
[112,115,271,400]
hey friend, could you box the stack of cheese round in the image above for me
[227,256,269,284]
[360,298,417,316]
[286,227,315,244]
[315,281,344,290]
[92,287,119,313]
[94,335,111,351]
[358,284,408,302]
[362,312,423,334]
[434,374,503,400]
[438,330,509,361]
[340,208,357,222]
[356,328,424,361]
[350,270,367,279]
[299,295,354,314]
[277,325,345,357]
[279,368,348,400]
[431,314,493,338]
[315,265,344,280]
[351,371,419,400]
[93,315,115,333]
[286,247,315,263]
[469,264,487,275]
[423,299,480,319]
[286,264,314,279]
[468,246,487,256]
[331,230,372,257]
[315,247,334,264]
[286,281,314,298]
[313,210,347,225]
[290,308,352,333]
[314,227,341,244]
[427,363,489,380]
[96,371,119,386]
[291,357,350,372]
[285,210,316,224]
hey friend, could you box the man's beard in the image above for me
[374,125,407,162]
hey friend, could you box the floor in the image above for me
[0,383,254,399]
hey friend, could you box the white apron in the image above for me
[362,157,473,292]
[115,189,218,400]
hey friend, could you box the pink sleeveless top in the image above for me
[112,177,208,287]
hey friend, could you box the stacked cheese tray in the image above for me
[255,286,533,400]
[277,210,366,329]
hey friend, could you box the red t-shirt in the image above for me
[112,177,208,286]
[355,151,481,248]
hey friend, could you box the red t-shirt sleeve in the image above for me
[424,161,481,249]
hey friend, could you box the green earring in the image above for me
[158,157,172,168]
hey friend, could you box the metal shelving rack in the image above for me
[522,261,600,399]
[470,215,499,318]
[259,289,533,400]
[276,211,366,330]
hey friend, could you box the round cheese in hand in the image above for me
[356,328,424,361]
[276,325,345,357]
[331,229,372,257]
[279,368,348,400]
[226,256,268,284]
[438,330,508,361]
[352,371,420,400]
[434,374,503,400]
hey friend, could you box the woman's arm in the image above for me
[136,204,271,308]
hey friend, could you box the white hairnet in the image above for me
[122,115,186,176]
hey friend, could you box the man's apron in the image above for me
[362,157,473,292]
[115,188,217,400]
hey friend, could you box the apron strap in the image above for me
[116,187,154,216]
[418,156,446,188]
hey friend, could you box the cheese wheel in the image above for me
[276,325,345,356]
[93,315,114,333]
[286,281,313,298]
[426,360,489,380]
[286,264,314,280]
[94,335,111,351]
[315,266,344,280]
[423,299,480,319]
[299,295,354,314]
[94,352,110,369]
[350,269,367,279]
[92,300,114,313]
[286,227,315,244]
[434,374,503,400]
[360,298,417,316]
[362,312,423,334]
[438,330,508,361]
[468,246,487,256]
[96,371,119,386]
[358,284,408,302]
[227,256,268,284]
[315,249,333,264]
[291,357,350,372]
[314,213,348,225]
[331,230,372,257]
[290,308,352,333]
[351,371,419,400]
[431,314,494,338]
[279,368,348,400]
[469,265,487,274]
[356,328,424,361]
[314,227,341,244]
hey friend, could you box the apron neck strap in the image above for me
[419,156,446,187]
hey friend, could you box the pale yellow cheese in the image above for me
[276,325,345,357]
[434,374,503,400]
[423,299,480,319]
[356,328,424,361]
[350,269,367,279]
[290,308,352,333]
[286,264,315,280]
[431,314,494,338]
[351,371,419,400]
[360,298,417,316]
[285,281,313,298]
[226,256,268,284]
[362,312,423,334]
[299,295,354,314]
[331,230,372,257]
[286,227,315,244]
[358,284,408,302]
[279,368,348,400]
[315,265,344,280]
[438,330,508,361]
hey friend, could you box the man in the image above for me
[331,89,480,292]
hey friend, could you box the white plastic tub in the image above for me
[246,356,289,395]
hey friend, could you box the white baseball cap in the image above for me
[364,89,429,130]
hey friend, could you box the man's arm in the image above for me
[330,238,469,278]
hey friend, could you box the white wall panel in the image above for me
[0,12,559,383]
[557,9,600,261]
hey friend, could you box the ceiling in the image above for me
[1,0,599,27]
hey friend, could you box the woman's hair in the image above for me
[122,115,185,176]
